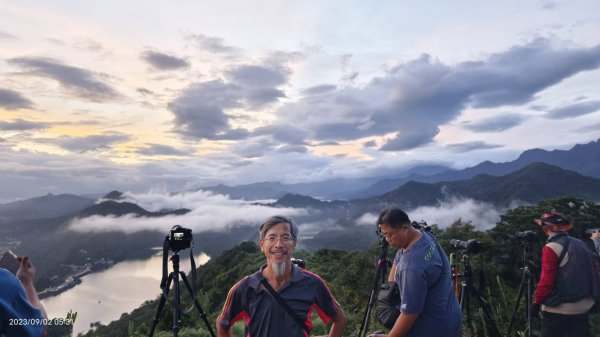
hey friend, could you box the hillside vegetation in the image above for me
[71,196,600,337]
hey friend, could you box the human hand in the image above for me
[16,256,36,286]
[530,303,540,317]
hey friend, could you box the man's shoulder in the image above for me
[294,267,329,286]
[0,268,21,289]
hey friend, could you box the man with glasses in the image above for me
[216,215,347,337]
[370,208,460,337]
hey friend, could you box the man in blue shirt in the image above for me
[216,215,347,337]
[371,208,461,337]
[0,255,47,337]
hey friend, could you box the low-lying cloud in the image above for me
[356,198,506,231]
[68,189,307,234]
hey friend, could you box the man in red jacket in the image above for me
[532,211,596,337]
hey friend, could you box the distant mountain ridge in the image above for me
[365,162,600,209]
[197,139,599,201]
[344,139,600,199]
[0,193,94,221]
[78,199,190,218]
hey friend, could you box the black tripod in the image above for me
[458,252,501,337]
[148,251,216,337]
[358,238,391,337]
[505,240,537,337]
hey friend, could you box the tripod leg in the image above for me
[359,254,388,337]
[149,273,174,337]
[468,283,501,337]
[460,281,475,337]
[505,270,528,337]
[179,272,217,337]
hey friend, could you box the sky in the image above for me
[1,0,600,202]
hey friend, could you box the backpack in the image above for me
[376,281,400,329]
[589,251,600,313]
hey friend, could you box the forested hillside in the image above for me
[66,196,600,337]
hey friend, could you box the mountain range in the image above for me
[198,139,600,200]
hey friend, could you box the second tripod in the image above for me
[148,226,216,337]
[455,249,501,337]
[505,231,538,337]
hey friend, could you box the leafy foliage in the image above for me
[79,197,600,337]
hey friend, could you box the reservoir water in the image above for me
[41,252,210,336]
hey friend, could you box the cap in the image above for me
[535,211,572,232]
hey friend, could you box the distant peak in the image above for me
[103,191,123,200]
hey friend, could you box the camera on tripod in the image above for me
[168,225,193,252]
[412,220,432,232]
[514,230,538,242]
[291,258,305,268]
[450,239,483,254]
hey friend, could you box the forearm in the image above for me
[23,282,47,319]
[387,312,419,337]
[216,323,232,337]
[594,238,600,255]
[328,310,347,337]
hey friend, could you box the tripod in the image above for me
[358,239,390,337]
[505,240,537,337]
[458,252,501,337]
[148,251,216,337]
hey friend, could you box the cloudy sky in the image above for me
[1,0,600,202]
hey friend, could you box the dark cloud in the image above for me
[301,84,337,96]
[186,34,239,54]
[8,57,121,101]
[462,113,527,132]
[141,50,190,70]
[169,80,242,139]
[273,39,600,151]
[276,145,307,153]
[252,124,308,145]
[541,1,558,10]
[574,122,600,133]
[54,133,130,153]
[0,31,17,39]
[137,88,154,95]
[446,141,503,152]
[0,88,34,110]
[170,61,292,139]
[0,119,48,131]
[546,100,600,119]
[136,144,188,156]
[363,140,377,148]
[225,64,288,88]
[230,137,277,158]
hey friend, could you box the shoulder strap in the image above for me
[426,231,447,290]
[557,236,570,267]
[259,278,310,333]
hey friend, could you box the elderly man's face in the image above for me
[260,222,296,273]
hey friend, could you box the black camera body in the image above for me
[412,220,432,232]
[450,239,483,254]
[585,228,600,235]
[515,230,538,242]
[169,225,193,252]
[291,258,305,268]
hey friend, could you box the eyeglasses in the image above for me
[262,234,294,245]
[379,227,401,239]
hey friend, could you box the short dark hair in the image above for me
[377,208,411,229]
[259,215,298,240]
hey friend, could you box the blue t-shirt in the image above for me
[0,268,45,337]
[394,232,461,337]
